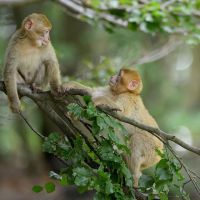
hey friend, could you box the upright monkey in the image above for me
[63,68,163,187]
[3,13,62,113]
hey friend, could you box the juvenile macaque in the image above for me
[63,68,163,187]
[3,13,62,113]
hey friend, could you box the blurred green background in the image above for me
[0,1,200,200]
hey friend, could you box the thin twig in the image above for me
[18,111,69,166]
[19,111,45,139]
[130,38,182,66]
[166,143,200,196]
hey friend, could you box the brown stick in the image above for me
[1,80,200,156]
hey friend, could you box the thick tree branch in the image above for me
[0,0,193,35]
[0,81,147,199]
[0,0,184,65]
[99,105,200,156]
[1,80,200,157]
[130,37,182,66]
[55,0,128,27]
[0,81,75,140]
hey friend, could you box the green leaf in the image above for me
[44,182,55,193]
[139,175,154,189]
[97,116,107,130]
[74,176,90,187]
[90,0,100,8]
[98,141,121,163]
[105,180,114,194]
[159,192,168,200]
[73,167,92,187]
[119,0,132,5]
[60,174,69,186]
[121,163,133,188]
[32,185,43,193]
[83,95,92,105]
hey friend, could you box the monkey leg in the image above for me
[126,155,144,188]
[132,161,142,188]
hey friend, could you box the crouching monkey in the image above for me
[63,68,163,187]
[3,13,62,113]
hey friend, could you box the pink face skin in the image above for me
[109,75,118,87]
[109,70,122,87]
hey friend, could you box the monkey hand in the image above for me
[10,99,21,113]
[51,85,65,97]
[62,85,73,94]
[95,103,122,112]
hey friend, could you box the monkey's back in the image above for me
[119,93,163,169]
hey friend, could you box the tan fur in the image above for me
[3,13,62,113]
[63,68,163,187]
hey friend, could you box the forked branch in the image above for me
[0,80,200,156]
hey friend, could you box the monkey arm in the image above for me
[93,96,122,112]
[45,46,62,92]
[3,61,21,113]
[63,83,122,111]
[47,60,61,89]
[62,81,93,96]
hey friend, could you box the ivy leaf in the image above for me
[32,185,43,193]
[60,174,69,186]
[105,180,114,194]
[139,175,155,189]
[119,0,132,5]
[83,95,92,105]
[73,167,92,187]
[121,163,133,188]
[159,192,168,200]
[98,141,121,163]
[44,182,55,193]
[97,116,107,130]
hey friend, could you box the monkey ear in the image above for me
[128,80,139,91]
[24,19,33,30]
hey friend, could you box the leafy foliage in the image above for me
[139,149,189,199]
[82,0,200,44]
[35,97,188,199]
[41,97,134,199]
[32,182,55,194]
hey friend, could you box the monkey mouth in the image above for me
[42,40,49,46]
[42,42,48,46]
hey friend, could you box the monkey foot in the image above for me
[30,84,42,93]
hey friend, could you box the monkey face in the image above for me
[23,13,52,48]
[109,70,124,93]
[109,68,143,94]
[109,69,122,86]
[34,29,50,47]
